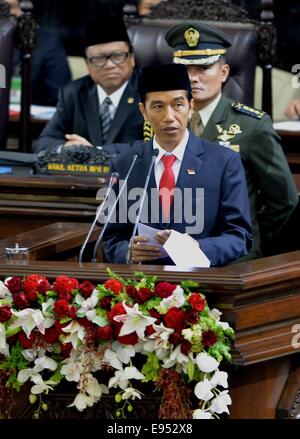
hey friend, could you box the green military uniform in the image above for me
[165,21,299,260]
[200,95,298,259]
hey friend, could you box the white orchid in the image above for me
[113,302,156,339]
[193,408,214,419]
[62,320,86,349]
[17,369,42,384]
[84,375,108,400]
[68,392,95,412]
[196,352,219,373]
[210,370,228,389]
[210,390,232,414]
[109,366,145,390]
[160,286,185,311]
[209,308,230,330]
[112,342,136,364]
[142,323,173,359]
[61,358,82,382]
[33,355,57,373]
[194,379,214,401]
[121,387,143,400]
[163,344,190,369]
[9,308,45,338]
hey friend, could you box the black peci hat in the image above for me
[83,15,131,49]
[165,21,232,66]
[138,64,191,101]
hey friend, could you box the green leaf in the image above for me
[187,359,195,381]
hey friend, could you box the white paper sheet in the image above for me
[163,230,210,268]
[273,121,300,132]
[9,104,56,120]
[138,223,168,258]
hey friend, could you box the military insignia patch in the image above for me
[184,27,200,47]
[127,97,134,104]
[232,102,265,119]
[216,124,242,142]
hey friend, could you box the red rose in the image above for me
[117,332,138,345]
[154,282,176,298]
[60,342,72,359]
[145,325,155,336]
[202,330,217,347]
[79,281,94,298]
[169,331,182,345]
[78,317,94,330]
[149,309,161,323]
[100,297,112,309]
[44,326,60,344]
[107,302,126,323]
[5,276,23,294]
[37,278,51,294]
[54,299,70,318]
[188,293,206,312]
[126,285,137,300]
[23,275,39,297]
[104,279,124,295]
[96,325,113,340]
[137,288,153,303]
[181,340,192,355]
[0,305,12,322]
[53,276,79,298]
[13,292,29,309]
[68,306,77,319]
[25,290,38,303]
[186,310,199,325]
[164,307,187,330]
[18,331,37,349]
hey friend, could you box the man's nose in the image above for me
[163,107,175,121]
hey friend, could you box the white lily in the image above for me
[9,308,45,338]
[62,320,85,349]
[194,379,214,401]
[210,370,228,389]
[68,392,95,412]
[210,390,232,414]
[142,323,173,359]
[121,387,143,400]
[0,280,12,300]
[193,408,213,419]
[196,352,219,373]
[113,302,156,339]
[0,323,9,357]
[160,286,185,311]
[76,290,98,321]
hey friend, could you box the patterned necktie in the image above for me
[159,154,177,221]
[190,111,204,137]
[100,96,112,143]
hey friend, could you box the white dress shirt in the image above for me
[97,81,128,118]
[153,129,190,187]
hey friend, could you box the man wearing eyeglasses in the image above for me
[34,15,144,153]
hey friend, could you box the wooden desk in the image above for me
[0,253,299,419]
[0,171,106,238]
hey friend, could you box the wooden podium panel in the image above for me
[0,172,106,238]
[0,253,300,418]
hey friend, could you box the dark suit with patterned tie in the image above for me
[34,71,144,153]
[103,132,252,267]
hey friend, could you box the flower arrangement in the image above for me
[0,270,234,419]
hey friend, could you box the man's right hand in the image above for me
[127,236,162,263]
[64,134,93,147]
[284,99,300,119]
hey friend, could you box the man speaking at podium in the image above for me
[102,64,252,267]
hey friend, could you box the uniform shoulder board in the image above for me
[143,121,153,141]
[232,102,265,119]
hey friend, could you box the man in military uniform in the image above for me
[165,22,299,259]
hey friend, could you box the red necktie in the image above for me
[159,154,176,221]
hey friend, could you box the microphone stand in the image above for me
[78,172,119,264]
[91,152,140,262]
[128,149,159,259]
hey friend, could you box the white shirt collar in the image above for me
[153,129,190,164]
[198,93,222,127]
[97,81,128,109]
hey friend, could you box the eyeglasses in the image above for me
[87,51,130,68]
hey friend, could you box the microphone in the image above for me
[78,172,119,263]
[91,151,141,262]
[128,148,159,257]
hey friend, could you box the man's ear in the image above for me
[139,102,147,121]
[221,64,230,83]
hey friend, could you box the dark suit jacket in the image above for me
[103,132,252,267]
[34,71,144,153]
